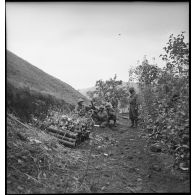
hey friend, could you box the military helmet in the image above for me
[78,98,84,103]
[102,101,106,106]
[99,105,104,110]
[105,103,111,107]
[129,87,135,93]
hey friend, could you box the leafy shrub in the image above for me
[130,32,189,170]
[87,74,129,107]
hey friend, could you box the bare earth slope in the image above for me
[6,50,88,105]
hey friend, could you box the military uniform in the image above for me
[105,103,117,126]
[111,97,119,120]
[129,88,138,127]
[75,98,86,116]
[75,104,86,115]
[111,97,118,108]
[97,106,108,128]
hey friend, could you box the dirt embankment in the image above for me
[7,115,190,193]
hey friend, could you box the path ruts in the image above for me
[78,117,190,193]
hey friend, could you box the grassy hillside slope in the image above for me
[7,50,88,105]
[7,114,89,193]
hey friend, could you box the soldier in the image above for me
[111,96,118,109]
[97,105,108,128]
[128,87,138,127]
[88,100,99,122]
[75,98,86,116]
[110,95,119,120]
[105,103,117,127]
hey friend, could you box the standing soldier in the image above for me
[128,87,138,127]
[111,95,119,121]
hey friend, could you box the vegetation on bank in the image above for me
[7,82,75,122]
[7,115,93,194]
[129,32,189,170]
[6,50,89,122]
[86,32,189,171]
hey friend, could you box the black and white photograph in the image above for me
[6,2,190,193]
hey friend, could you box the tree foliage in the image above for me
[130,32,189,170]
[87,74,129,106]
[160,32,189,76]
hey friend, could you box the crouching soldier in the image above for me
[88,101,99,122]
[97,105,108,128]
[75,98,86,116]
[105,103,117,127]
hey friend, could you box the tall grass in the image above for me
[7,82,74,122]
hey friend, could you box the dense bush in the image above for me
[129,32,189,170]
[7,82,74,122]
[87,74,129,107]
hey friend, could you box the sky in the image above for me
[6,2,189,89]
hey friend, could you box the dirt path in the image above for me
[77,117,190,193]
[7,115,190,193]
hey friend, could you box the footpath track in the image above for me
[77,117,190,193]
[7,115,190,193]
